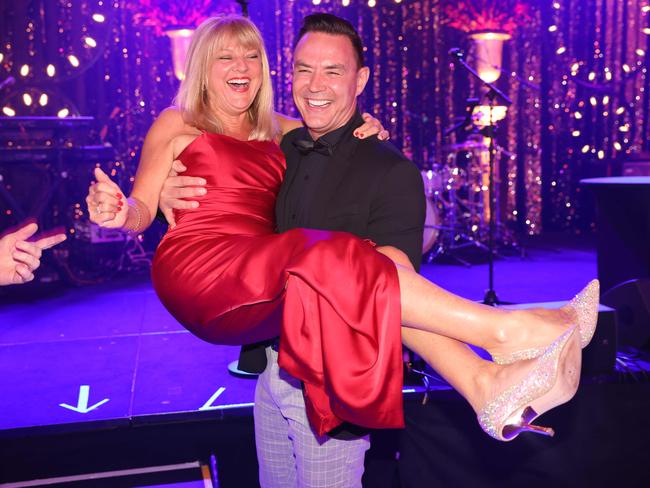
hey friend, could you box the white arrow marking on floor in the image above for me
[59,385,110,413]
[198,387,226,411]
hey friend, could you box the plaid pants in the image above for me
[254,346,370,488]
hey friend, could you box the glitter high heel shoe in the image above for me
[478,326,581,441]
[491,279,599,365]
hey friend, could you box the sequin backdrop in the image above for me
[1,0,648,239]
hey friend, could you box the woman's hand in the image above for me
[355,113,390,141]
[86,168,128,228]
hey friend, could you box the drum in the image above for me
[422,197,440,254]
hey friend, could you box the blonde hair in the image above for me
[174,16,279,141]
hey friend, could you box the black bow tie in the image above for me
[293,138,333,157]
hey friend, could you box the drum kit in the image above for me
[420,135,515,265]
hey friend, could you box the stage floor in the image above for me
[0,236,598,437]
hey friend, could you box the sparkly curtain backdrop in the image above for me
[1,0,649,238]
[542,0,650,231]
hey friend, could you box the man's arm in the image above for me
[367,160,426,271]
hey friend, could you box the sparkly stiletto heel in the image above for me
[492,279,599,365]
[478,326,581,442]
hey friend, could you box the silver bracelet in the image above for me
[124,197,142,234]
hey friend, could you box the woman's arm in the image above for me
[274,111,389,139]
[86,108,181,232]
[275,112,302,135]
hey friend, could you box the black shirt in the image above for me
[280,114,358,232]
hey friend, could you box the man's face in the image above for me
[292,32,369,140]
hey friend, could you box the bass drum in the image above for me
[422,197,440,254]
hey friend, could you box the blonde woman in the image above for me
[86,16,599,441]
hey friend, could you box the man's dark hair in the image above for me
[295,13,365,68]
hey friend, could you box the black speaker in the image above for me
[601,278,650,349]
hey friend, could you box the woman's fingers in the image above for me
[96,211,118,225]
[94,190,121,206]
[356,112,389,140]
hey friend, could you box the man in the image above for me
[160,14,425,487]
[0,222,66,286]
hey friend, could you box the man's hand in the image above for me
[0,222,67,286]
[159,159,207,228]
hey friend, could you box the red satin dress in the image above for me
[152,132,404,435]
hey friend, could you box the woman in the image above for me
[86,15,599,441]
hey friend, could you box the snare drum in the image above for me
[422,197,440,254]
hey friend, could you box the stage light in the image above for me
[581,145,590,153]
[619,124,629,132]
[636,48,646,56]
[643,28,650,35]
[368,0,377,7]
[574,111,583,119]
[616,106,625,115]
[614,142,622,150]
[84,37,97,48]
[342,0,350,5]
[571,62,580,72]
[553,2,560,8]
[590,96,598,106]
[68,54,80,67]
[2,106,16,117]
[23,93,32,106]
[603,95,610,105]
[92,13,105,22]
[39,93,48,106]
[643,5,650,13]
[605,70,612,80]
[588,71,596,81]
[572,130,580,137]
[623,64,631,73]
[46,64,56,77]
[556,47,566,54]
[548,25,558,32]
[57,108,70,118]
[598,150,604,159]
[0,53,3,63]
[468,31,511,83]
[19,64,30,76]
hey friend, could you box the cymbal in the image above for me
[443,140,488,152]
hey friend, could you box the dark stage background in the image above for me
[1,0,649,248]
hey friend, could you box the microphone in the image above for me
[0,76,16,91]
[448,48,464,61]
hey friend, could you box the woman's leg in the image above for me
[378,246,583,439]
[376,246,575,360]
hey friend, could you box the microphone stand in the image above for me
[449,49,512,306]
[235,0,250,17]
